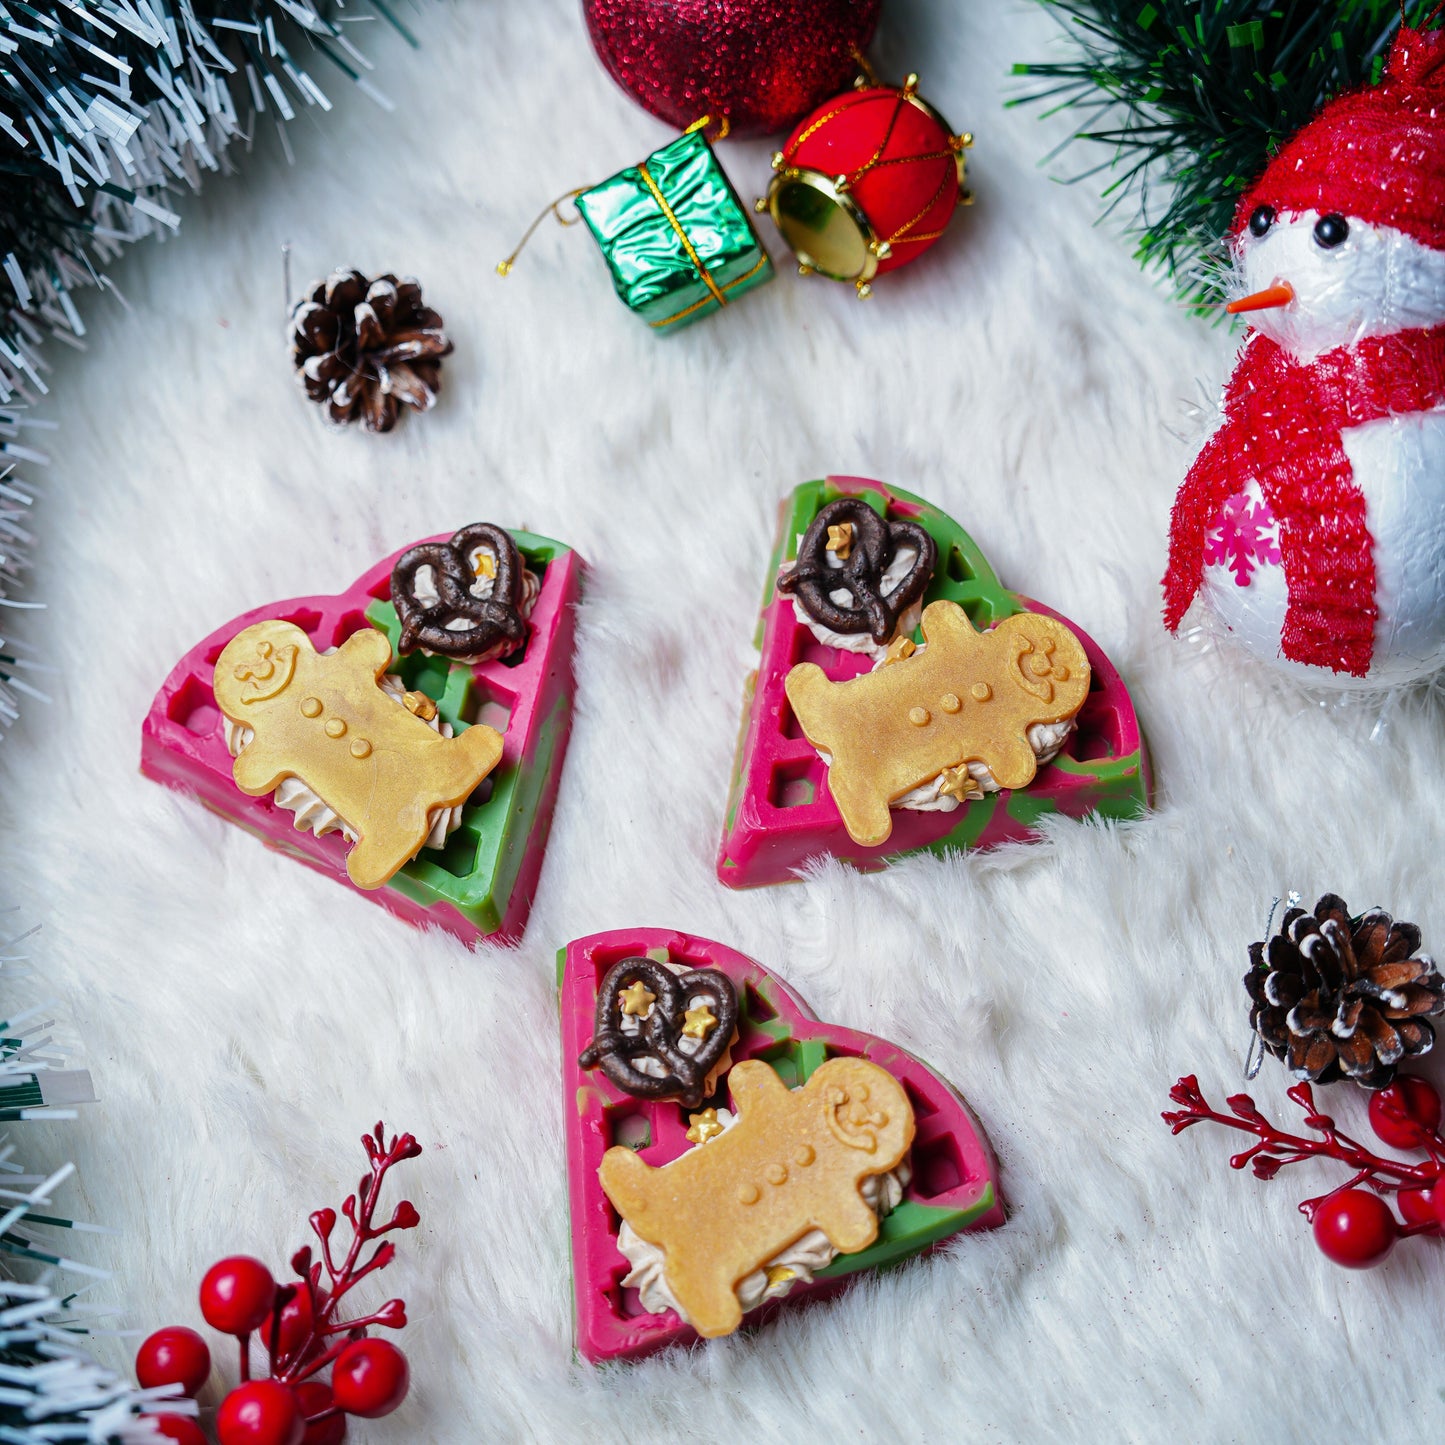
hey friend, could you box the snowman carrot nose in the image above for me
[1226,281,1295,314]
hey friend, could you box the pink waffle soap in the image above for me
[142,524,582,943]
[718,477,1150,886]
[561,928,1003,1362]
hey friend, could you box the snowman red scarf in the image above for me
[1162,326,1445,676]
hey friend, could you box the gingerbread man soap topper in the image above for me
[213,620,503,890]
[600,1056,914,1339]
[786,600,1091,847]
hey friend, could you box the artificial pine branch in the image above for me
[0,930,160,1443]
[1011,0,1437,310]
[0,2,424,732]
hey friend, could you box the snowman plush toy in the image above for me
[1162,18,1445,689]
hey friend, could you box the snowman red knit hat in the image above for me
[1232,18,1445,251]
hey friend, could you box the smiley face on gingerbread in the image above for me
[213,619,503,889]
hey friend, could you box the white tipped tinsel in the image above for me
[0,2,426,732]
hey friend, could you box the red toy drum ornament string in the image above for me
[760,72,973,298]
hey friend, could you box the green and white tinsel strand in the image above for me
[0,2,421,730]
[1012,0,1439,311]
[0,933,175,1443]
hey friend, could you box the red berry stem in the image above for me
[270,1122,421,1396]
[1164,1075,1443,1200]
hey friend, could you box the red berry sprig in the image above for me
[1164,1074,1445,1266]
[136,1123,422,1444]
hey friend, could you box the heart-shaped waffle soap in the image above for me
[141,527,583,942]
[718,477,1150,887]
[561,929,1003,1362]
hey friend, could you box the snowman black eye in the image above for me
[1248,205,1275,238]
[1313,213,1349,248]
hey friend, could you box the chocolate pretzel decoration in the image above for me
[390,523,528,660]
[579,958,739,1109]
[776,498,937,646]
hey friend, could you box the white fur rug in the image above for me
[3,2,1441,1440]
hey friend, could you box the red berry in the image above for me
[136,1326,212,1397]
[1369,1077,1442,1149]
[296,1381,347,1445]
[201,1256,277,1336]
[268,1285,316,1365]
[1312,1188,1399,1268]
[331,1338,410,1419]
[1398,1184,1443,1228]
[145,1416,208,1445]
[216,1379,304,1445]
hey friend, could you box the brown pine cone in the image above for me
[1245,893,1445,1089]
[290,269,453,433]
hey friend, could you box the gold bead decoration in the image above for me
[300,697,323,718]
[940,692,961,713]
[350,738,372,759]
[324,717,347,738]
[908,706,930,727]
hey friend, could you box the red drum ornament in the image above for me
[761,74,972,298]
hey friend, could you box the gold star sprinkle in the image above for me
[884,636,916,665]
[938,766,975,802]
[825,522,854,560]
[618,980,656,1017]
[764,1265,797,1288]
[402,690,437,721]
[682,1003,718,1040]
[472,550,497,580]
[686,1108,725,1144]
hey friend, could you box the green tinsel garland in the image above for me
[0,938,164,1443]
[0,2,421,730]
[1012,0,1438,309]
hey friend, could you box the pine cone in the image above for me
[1245,893,1445,1089]
[290,270,453,433]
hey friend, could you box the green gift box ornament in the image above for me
[499,123,773,331]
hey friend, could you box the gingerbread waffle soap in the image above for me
[142,524,582,942]
[719,477,1150,886]
[562,929,1003,1361]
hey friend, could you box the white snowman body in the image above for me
[1197,207,1445,688]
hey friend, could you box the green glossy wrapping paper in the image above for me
[574,129,773,330]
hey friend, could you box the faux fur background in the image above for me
[4,2,1443,1440]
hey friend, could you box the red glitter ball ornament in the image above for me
[762,74,972,297]
[583,0,880,137]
